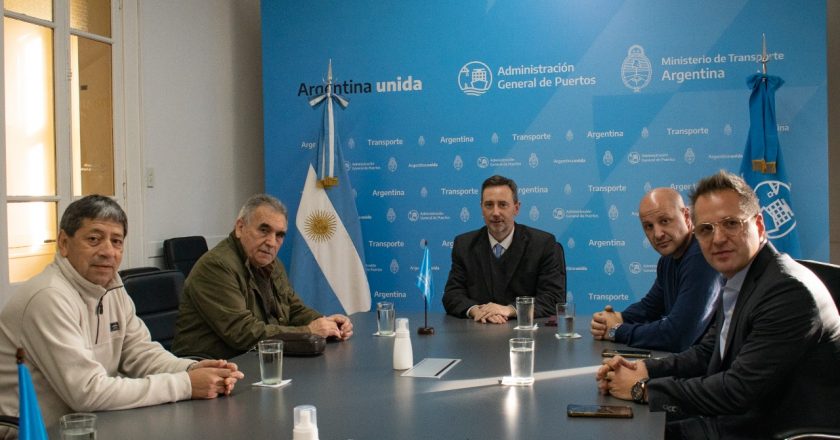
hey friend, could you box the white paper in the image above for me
[401,358,461,378]
[252,379,292,388]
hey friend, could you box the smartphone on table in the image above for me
[567,404,633,418]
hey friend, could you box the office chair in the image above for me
[776,430,840,440]
[0,415,18,438]
[118,266,160,278]
[121,269,185,350]
[555,241,567,294]
[772,260,840,440]
[796,259,840,307]
[162,236,208,278]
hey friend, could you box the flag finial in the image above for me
[760,33,769,75]
[16,347,24,364]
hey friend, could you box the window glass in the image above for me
[71,35,113,195]
[3,0,52,22]
[4,17,56,197]
[70,0,110,37]
[8,202,56,283]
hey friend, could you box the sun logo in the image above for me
[303,210,337,242]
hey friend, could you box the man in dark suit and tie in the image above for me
[442,175,566,324]
[596,171,840,439]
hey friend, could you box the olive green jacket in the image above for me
[172,232,322,359]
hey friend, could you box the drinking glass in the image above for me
[514,296,535,330]
[376,301,395,336]
[507,337,535,385]
[258,339,283,385]
[60,413,96,440]
[555,301,577,339]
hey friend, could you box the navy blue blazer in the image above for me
[442,223,566,319]
[645,243,840,438]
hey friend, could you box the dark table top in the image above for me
[74,312,666,439]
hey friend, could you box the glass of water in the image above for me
[507,337,535,385]
[258,339,283,385]
[59,413,96,440]
[555,301,578,339]
[514,296,536,330]
[376,301,395,336]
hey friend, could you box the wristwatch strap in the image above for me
[607,323,621,341]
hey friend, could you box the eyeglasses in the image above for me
[694,216,754,241]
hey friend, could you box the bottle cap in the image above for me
[293,405,319,440]
[395,317,409,333]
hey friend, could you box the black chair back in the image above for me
[162,236,208,278]
[555,241,567,294]
[0,415,19,438]
[796,259,840,308]
[118,266,160,278]
[121,269,185,350]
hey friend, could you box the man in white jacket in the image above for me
[0,195,244,426]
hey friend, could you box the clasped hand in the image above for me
[188,359,245,399]
[595,355,648,401]
[308,314,354,340]
[470,302,513,324]
[590,305,622,339]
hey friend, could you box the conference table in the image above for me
[72,312,666,439]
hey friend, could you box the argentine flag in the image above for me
[291,163,371,315]
[17,349,47,440]
[417,244,434,306]
[290,61,370,315]
[739,73,801,258]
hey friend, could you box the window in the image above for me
[2,0,123,286]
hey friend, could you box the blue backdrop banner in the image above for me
[262,0,828,315]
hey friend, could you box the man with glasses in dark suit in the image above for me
[596,170,840,439]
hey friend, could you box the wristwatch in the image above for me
[631,378,649,404]
[607,323,621,341]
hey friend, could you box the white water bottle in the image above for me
[393,317,413,370]
[292,405,319,440]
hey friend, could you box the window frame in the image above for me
[0,0,131,300]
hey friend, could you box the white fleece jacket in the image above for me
[0,255,194,426]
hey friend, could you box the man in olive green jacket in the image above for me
[172,194,353,359]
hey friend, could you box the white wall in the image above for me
[131,0,264,268]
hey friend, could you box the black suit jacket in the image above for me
[645,243,840,438]
[442,224,566,318]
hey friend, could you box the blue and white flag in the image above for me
[17,349,47,440]
[739,72,801,258]
[416,244,434,306]
[291,61,370,315]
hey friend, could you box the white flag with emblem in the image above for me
[292,164,370,314]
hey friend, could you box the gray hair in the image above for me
[60,195,128,236]
[237,193,287,224]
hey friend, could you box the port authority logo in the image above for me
[458,61,493,96]
[621,45,652,92]
[754,180,797,239]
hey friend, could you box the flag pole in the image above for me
[418,240,435,335]
[760,33,770,76]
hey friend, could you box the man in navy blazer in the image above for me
[442,175,566,323]
[596,171,840,439]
